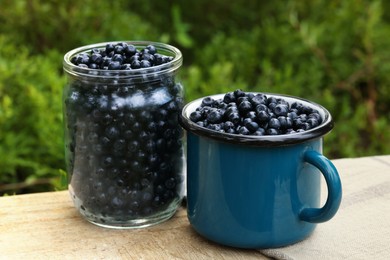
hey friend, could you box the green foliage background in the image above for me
[0,0,389,195]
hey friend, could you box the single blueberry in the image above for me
[145,45,157,55]
[157,120,167,130]
[246,111,257,121]
[237,96,249,105]
[257,110,270,122]
[136,150,147,163]
[234,89,246,98]
[190,111,203,122]
[250,94,267,106]
[224,121,235,131]
[162,56,174,64]
[75,53,90,64]
[223,92,236,103]
[124,44,137,56]
[238,100,252,114]
[302,122,311,130]
[293,117,305,129]
[267,97,278,105]
[309,112,322,122]
[131,160,143,173]
[165,177,176,189]
[207,109,223,124]
[105,126,120,139]
[242,117,252,125]
[141,53,155,64]
[201,97,215,107]
[226,128,236,134]
[286,129,297,134]
[246,93,255,100]
[128,140,140,153]
[287,111,298,120]
[245,121,259,132]
[105,43,115,53]
[113,139,126,151]
[67,91,81,105]
[307,117,319,128]
[217,101,228,110]
[274,104,289,116]
[129,54,140,63]
[139,131,150,143]
[254,127,266,136]
[225,106,239,117]
[140,60,151,68]
[208,124,223,132]
[154,54,164,65]
[268,102,277,111]
[77,64,88,68]
[303,105,314,114]
[266,128,280,135]
[255,104,268,113]
[148,154,160,168]
[91,48,101,54]
[91,53,103,64]
[147,121,157,132]
[166,100,180,112]
[108,61,121,70]
[227,112,241,125]
[269,118,281,129]
[88,63,99,69]
[237,126,250,135]
[112,54,124,63]
[114,45,124,54]
[291,102,304,113]
[103,156,114,167]
[132,122,142,133]
[131,60,141,69]
[100,136,111,147]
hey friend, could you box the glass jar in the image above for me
[63,41,185,228]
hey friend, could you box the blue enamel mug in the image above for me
[179,93,342,249]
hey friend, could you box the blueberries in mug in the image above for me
[189,89,322,136]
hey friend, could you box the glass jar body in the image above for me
[63,41,185,228]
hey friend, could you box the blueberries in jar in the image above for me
[64,42,184,225]
[70,42,175,70]
[66,85,184,220]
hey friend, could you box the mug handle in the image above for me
[299,150,342,223]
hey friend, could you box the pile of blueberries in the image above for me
[64,43,184,223]
[189,89,322,136]
[70,42,174,70]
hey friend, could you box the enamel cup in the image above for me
[179,93,342,249]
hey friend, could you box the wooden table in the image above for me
[1,155,389,259]
[0,188,267,259]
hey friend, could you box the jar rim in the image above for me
[179,93,334,147]
[63,41,182,79]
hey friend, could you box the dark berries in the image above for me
[64,44,184,224]
[189,89,322,136]
[70,42,174,70]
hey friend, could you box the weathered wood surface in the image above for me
[2,155,389,259]
[0,190,267,259]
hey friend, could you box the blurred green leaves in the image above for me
[0,0,389,194]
